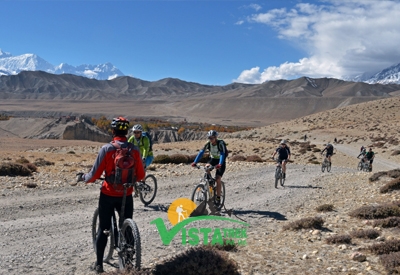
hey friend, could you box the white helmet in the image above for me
[280,139,287,145]
[132,124,143,132]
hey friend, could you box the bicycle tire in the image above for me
[280,176,285,187]
[212,181,226,208]
[321,163,325,172]
[118,218,141,270]
[275,167,281,188]
[357,161,362,171]
[139,174,157,206]
[91,208,114,262]
[190,183,207,214]
[327,162,331,172]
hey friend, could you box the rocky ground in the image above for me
[1,96,400,275]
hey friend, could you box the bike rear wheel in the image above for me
[191,183,207,214]
[138,174,157,206]
[212,181,226,208]
[91,208,114,262]
[118,218,141,270]
[321,162,325,172]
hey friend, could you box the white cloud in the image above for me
[234,0,400,83]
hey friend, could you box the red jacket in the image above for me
[84,136,145,197]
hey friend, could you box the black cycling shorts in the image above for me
[208,158,226,177]
[368,158,374,164]
[277,158,288,164]
[325,153,333,158]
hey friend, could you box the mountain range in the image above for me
[1,49,400,84]
[0,49,124,80]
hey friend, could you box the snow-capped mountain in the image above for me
[362,63,400,85]
[0,49,124,80]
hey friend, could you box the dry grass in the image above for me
[372,217,400,228]
[349,229,380,239]
[380,178,400,193]
[366,240,400,255]
[349,204,400,219]
[282,216,324,231]
[325,234,352,244]
[315,204,334,212]
[380,252,400,273]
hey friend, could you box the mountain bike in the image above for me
[134,174,157,206]
[274,159,285,188]
[321,156,331,172]
[91,181,141,270]
[191,165,225,214]
[357,157,370,172]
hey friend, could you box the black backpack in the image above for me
[206,139,229,158]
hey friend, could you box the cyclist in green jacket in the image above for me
[128,124,154,168]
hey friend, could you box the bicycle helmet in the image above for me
[132,124,143,132]
[111,117,129,130]
[207,130,218,138]
[280,139,287,145]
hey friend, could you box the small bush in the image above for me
[380,178,400,193]
[366,239,400,255]
[349,204,400,219]
[380,251,400,272]
[34,158,55,167]
[283,216,324,231]
[0,163,32,176]
[24,183,38,188]
[24,163,38,173]
[67,151,75,154]
[15,157,30,164]
[391,150,400,156]
[350,229,380,239]
[169,154,189,164]
[205,239,238,252]
[152,246,240,275]
[325,234,352,244]
[153,154,172,164]
[309,160,320,164]
[230,155,246,162]
[312,148,321,152]
[316,204,334,212]
[370,169,400,182]
[245,155,263,162]
[372,217,400,228]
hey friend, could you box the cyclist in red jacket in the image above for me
[77,117,145,273]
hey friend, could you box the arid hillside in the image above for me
[1,71,400,126]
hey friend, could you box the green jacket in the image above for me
[128,135,153,158]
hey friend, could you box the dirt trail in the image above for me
[0,163,354,275]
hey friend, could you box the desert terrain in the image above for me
[1,96,400,274]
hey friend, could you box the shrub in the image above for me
[380,178,400,193]
[15,157,30,164]
[325,234,352,244]
[34,158,55,167]
[369,169,400,182]
[0,163,32,176]
[230,155,246,162]
[309,160,320,165]
[245,155,263,163]
[152,246,240,275]
[283,216,324,231]
[24,183,38,188]
[350,229,380,239]
[391,150,400,156]
[204,239,238,252]
[67,151,75,154]
[366,240,400,255]
[316,204,334,212]
[24,163,38,173]
[153,154,172,164]
[349,204,400,219]
[312,148,321,152]
[372,217,400,228]
[169,154,189,164]
[380,251,400,272]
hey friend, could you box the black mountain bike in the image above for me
[321,156,331,172]
[191,165,226,214]
[274,159,285,188]
[134,174,157,206]
[91,182,141,270]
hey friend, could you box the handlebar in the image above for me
[194,164,215,172]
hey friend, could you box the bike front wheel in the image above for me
[275,167,281,188]
[138,174,157,206]
[321,163,325,172]
[191,183,207,214]
[118,219,141,270]
[91,208,114,263]
[213,181,226,208]
[327,162,331,172]
[357,161,362,171]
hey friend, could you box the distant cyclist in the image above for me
[365,148,375,171]
[321,143,334,165]
[128,124,154,168]
[191,130,228,208]
[272,140,291,179]
[357,146,367,160]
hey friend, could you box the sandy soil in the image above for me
[1,96,400,275]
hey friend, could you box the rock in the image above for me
[302,254,308,260]
[350,252,366,262]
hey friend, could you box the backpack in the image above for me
[109,141,136,187]
[206,139,229,158]
[142,131,153,152]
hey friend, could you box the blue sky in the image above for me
[1,0,400,85]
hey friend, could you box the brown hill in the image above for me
[1,71,400,126]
